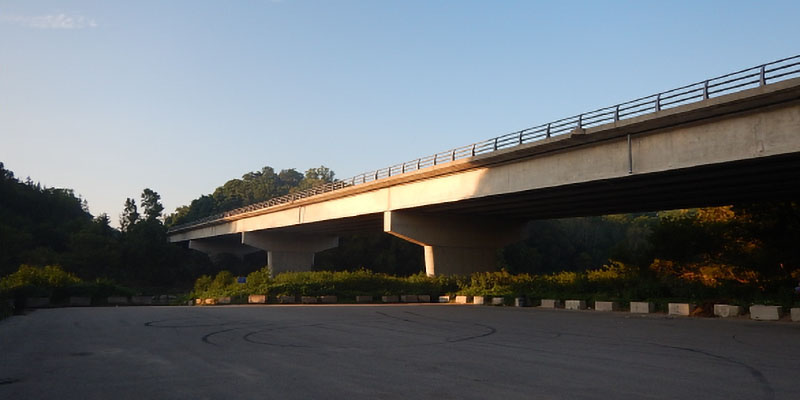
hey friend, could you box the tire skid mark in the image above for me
[649,342,775,400]
[240,324,322,348]
[201,327,241,346]
[402,311,498,343]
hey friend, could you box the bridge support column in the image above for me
[241,232,338,277]
[384,211,526,276]
[189,239,260,259]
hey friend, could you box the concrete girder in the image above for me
[241,231,339,276]
[188,239,260,259]
[383,211,526,276]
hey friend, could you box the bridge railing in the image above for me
[169,55,800,232]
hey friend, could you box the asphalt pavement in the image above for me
[1,304,798,399]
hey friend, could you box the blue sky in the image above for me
[1,1,798,225]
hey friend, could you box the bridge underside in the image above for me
[176,80,800,276]
[186,151,800,276]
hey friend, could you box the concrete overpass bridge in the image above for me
[168,55,800,276]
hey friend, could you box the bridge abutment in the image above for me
[384,211,526,276]
[241,232,339,276]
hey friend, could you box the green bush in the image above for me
[0,265,134,301]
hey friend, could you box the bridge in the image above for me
[168,56,800,276]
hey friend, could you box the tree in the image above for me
[120,198,139,232]
[141,188,164,222]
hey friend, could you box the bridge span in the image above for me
[169,56,800,276]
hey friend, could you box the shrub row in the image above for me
[193,263,799,308]
[0,265,136,302]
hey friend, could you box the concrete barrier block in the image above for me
[594,301,618,312]
[540,299,561,309]
[417,295,431,303]
[401,295,419,303]
[492,297,504,306]
[248,295,266,304]
[319,296,337,304]
[713,304,742,318]
[195,298,203,306]
[565,300,587,310]
[514,297,527,307]
[155,295,176,305]
[132,296,153,305]
[69,297,91,307]
[791,308,800,322]
[630,302,655,313]
[26,297,50,308]
[278,295,296,304]
[438,296,451,303]
[473,296,487,305]
[203,298,217,305]
[749,305,782,321]
[455,295,471,304]
[382,295,399,303]
[217,297,231,305]
[301,296,318,304]
[668,303,696,316]
[108,296,129,305]
[356,295,373,303]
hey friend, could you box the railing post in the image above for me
[703,80,709,100]
[759,65,766,86]
[451,149,456,161]
[577,114,583,129]
[655,93,661,111]
[518,131,523,145]
[614,105,619,121]
[374,170,378,181]
[401,163,405,174]
[471,143,476,157]
[417,158,421,170]
[493,137,498,151]
[546,123,551,138]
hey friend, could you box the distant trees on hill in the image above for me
[165,165,335,227]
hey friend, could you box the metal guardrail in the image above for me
[169,55,800,232]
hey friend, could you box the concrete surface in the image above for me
[455,296,470,304]
[565,300,586,310]
[750,305,782,321]
[107,297,128,305]
[473,296,486,305]
[594,301,618,312]
[714,304,743,318]
[540,299,561,309]
[382,295,399,303]
[355,296,373,303]
[630,302,655,313]
[791,308,800,322]
[400,295,418,303]
[668,303,696,316]
[248,295,266,304]
[1,305,798,400]
[320,296,337,304]
[69,297,91,307]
